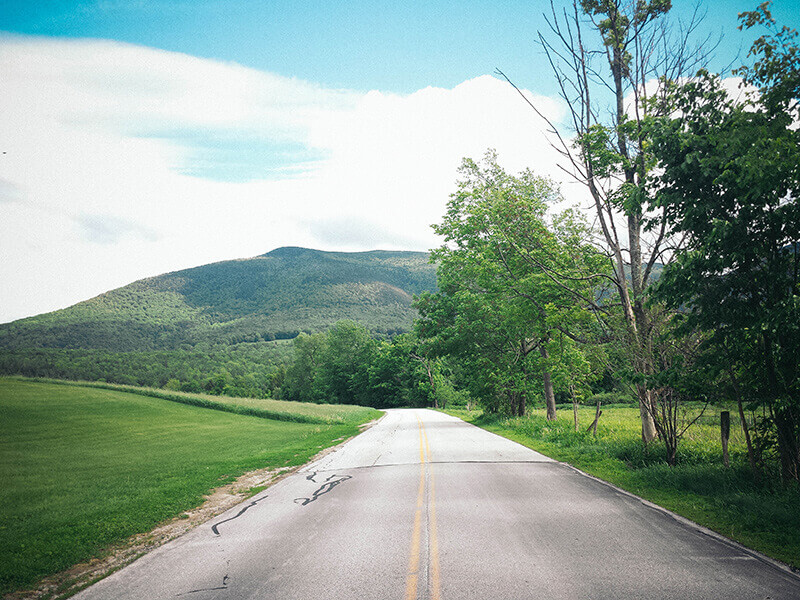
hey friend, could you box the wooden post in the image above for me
[586,400,602,436]
[721,411,730,468]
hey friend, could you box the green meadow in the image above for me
[0,378,381,595]
[18,377,381,424]
[447,404,800,569]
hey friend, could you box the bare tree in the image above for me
[498,0,715,444]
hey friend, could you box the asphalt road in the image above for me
[74,408,800,599]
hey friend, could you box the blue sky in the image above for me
[5,0,799,94]
[1,0,799,323]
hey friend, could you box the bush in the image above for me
[585,391,637,406]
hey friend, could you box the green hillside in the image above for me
[0,247,437,352]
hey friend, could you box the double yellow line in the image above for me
[404,414,441,600]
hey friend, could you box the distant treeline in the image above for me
[0,345,291,399]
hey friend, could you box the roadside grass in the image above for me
[0,378,381,595]
[444,404,800,569]
[8,376,378,425]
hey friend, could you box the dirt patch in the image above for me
[6,415,383,600]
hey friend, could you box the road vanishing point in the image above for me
[74,409,800,599]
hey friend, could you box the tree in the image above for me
[418,151,607,417]
[315,321,378,405]
[281,332,327,403]
[499,0,714,443]
[549,334,595,431]
[648,3,800,480]
[366,334,443,409]
[415,278,543,416]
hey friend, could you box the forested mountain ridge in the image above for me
[0,247,437,351]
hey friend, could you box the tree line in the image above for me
[0,346,290,399]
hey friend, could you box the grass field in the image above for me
[445,403,800,569]
[0,378,381,595]
[12,377,378,425]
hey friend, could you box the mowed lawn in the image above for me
[0,378,381,594]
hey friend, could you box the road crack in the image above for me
[294,474,352,506]
[211,495,269,536]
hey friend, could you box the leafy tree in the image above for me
[502,0,713,442]
[315,321,378,405]
[648,4,800,480]
[203,369,231,395]
[367,334,437,408]
[418,151,607,417]
[549,334,596,431]
[281,333,328,403]
[416,280,542,416]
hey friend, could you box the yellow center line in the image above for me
[404,413,442,600]
[421,419,442,600]
[405,418,426,600]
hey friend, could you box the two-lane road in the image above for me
[75,409,800,599]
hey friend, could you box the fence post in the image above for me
[721,410,730,468]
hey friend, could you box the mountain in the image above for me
[0,247,437,352]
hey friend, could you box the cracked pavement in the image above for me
[73,408,800,600]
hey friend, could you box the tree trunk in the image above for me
[590,400,602,436]
[637,386,658,445]
[666,439,678,467]
[612,21,660,448]
[774,407,800,483]
[540,346,557,421]
[762,332,799,482]
[509,390,525,418]
[728,369,760,482]
[427,362,438,409]
[411,353,438,409]
[570,384,579,432]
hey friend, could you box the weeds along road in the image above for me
[74,409,800,600]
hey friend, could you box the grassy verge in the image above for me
[7,376,377,425]
[444,403,800,569]
[0,378,381,595]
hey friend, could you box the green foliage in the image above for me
[316,320,378,406]
[367,334,436,409]
[0,344,292,399]
[0,379,379,594]
[575,124,626,179]
[431,371,469,407]
[281,322,441,409]
[648,7,800,480]
[585,391,637,406]
[417,150,610,417]
[281,332,328,403]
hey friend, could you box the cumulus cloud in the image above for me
[0,34,569,322]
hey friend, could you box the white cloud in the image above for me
[0,35,569,323]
